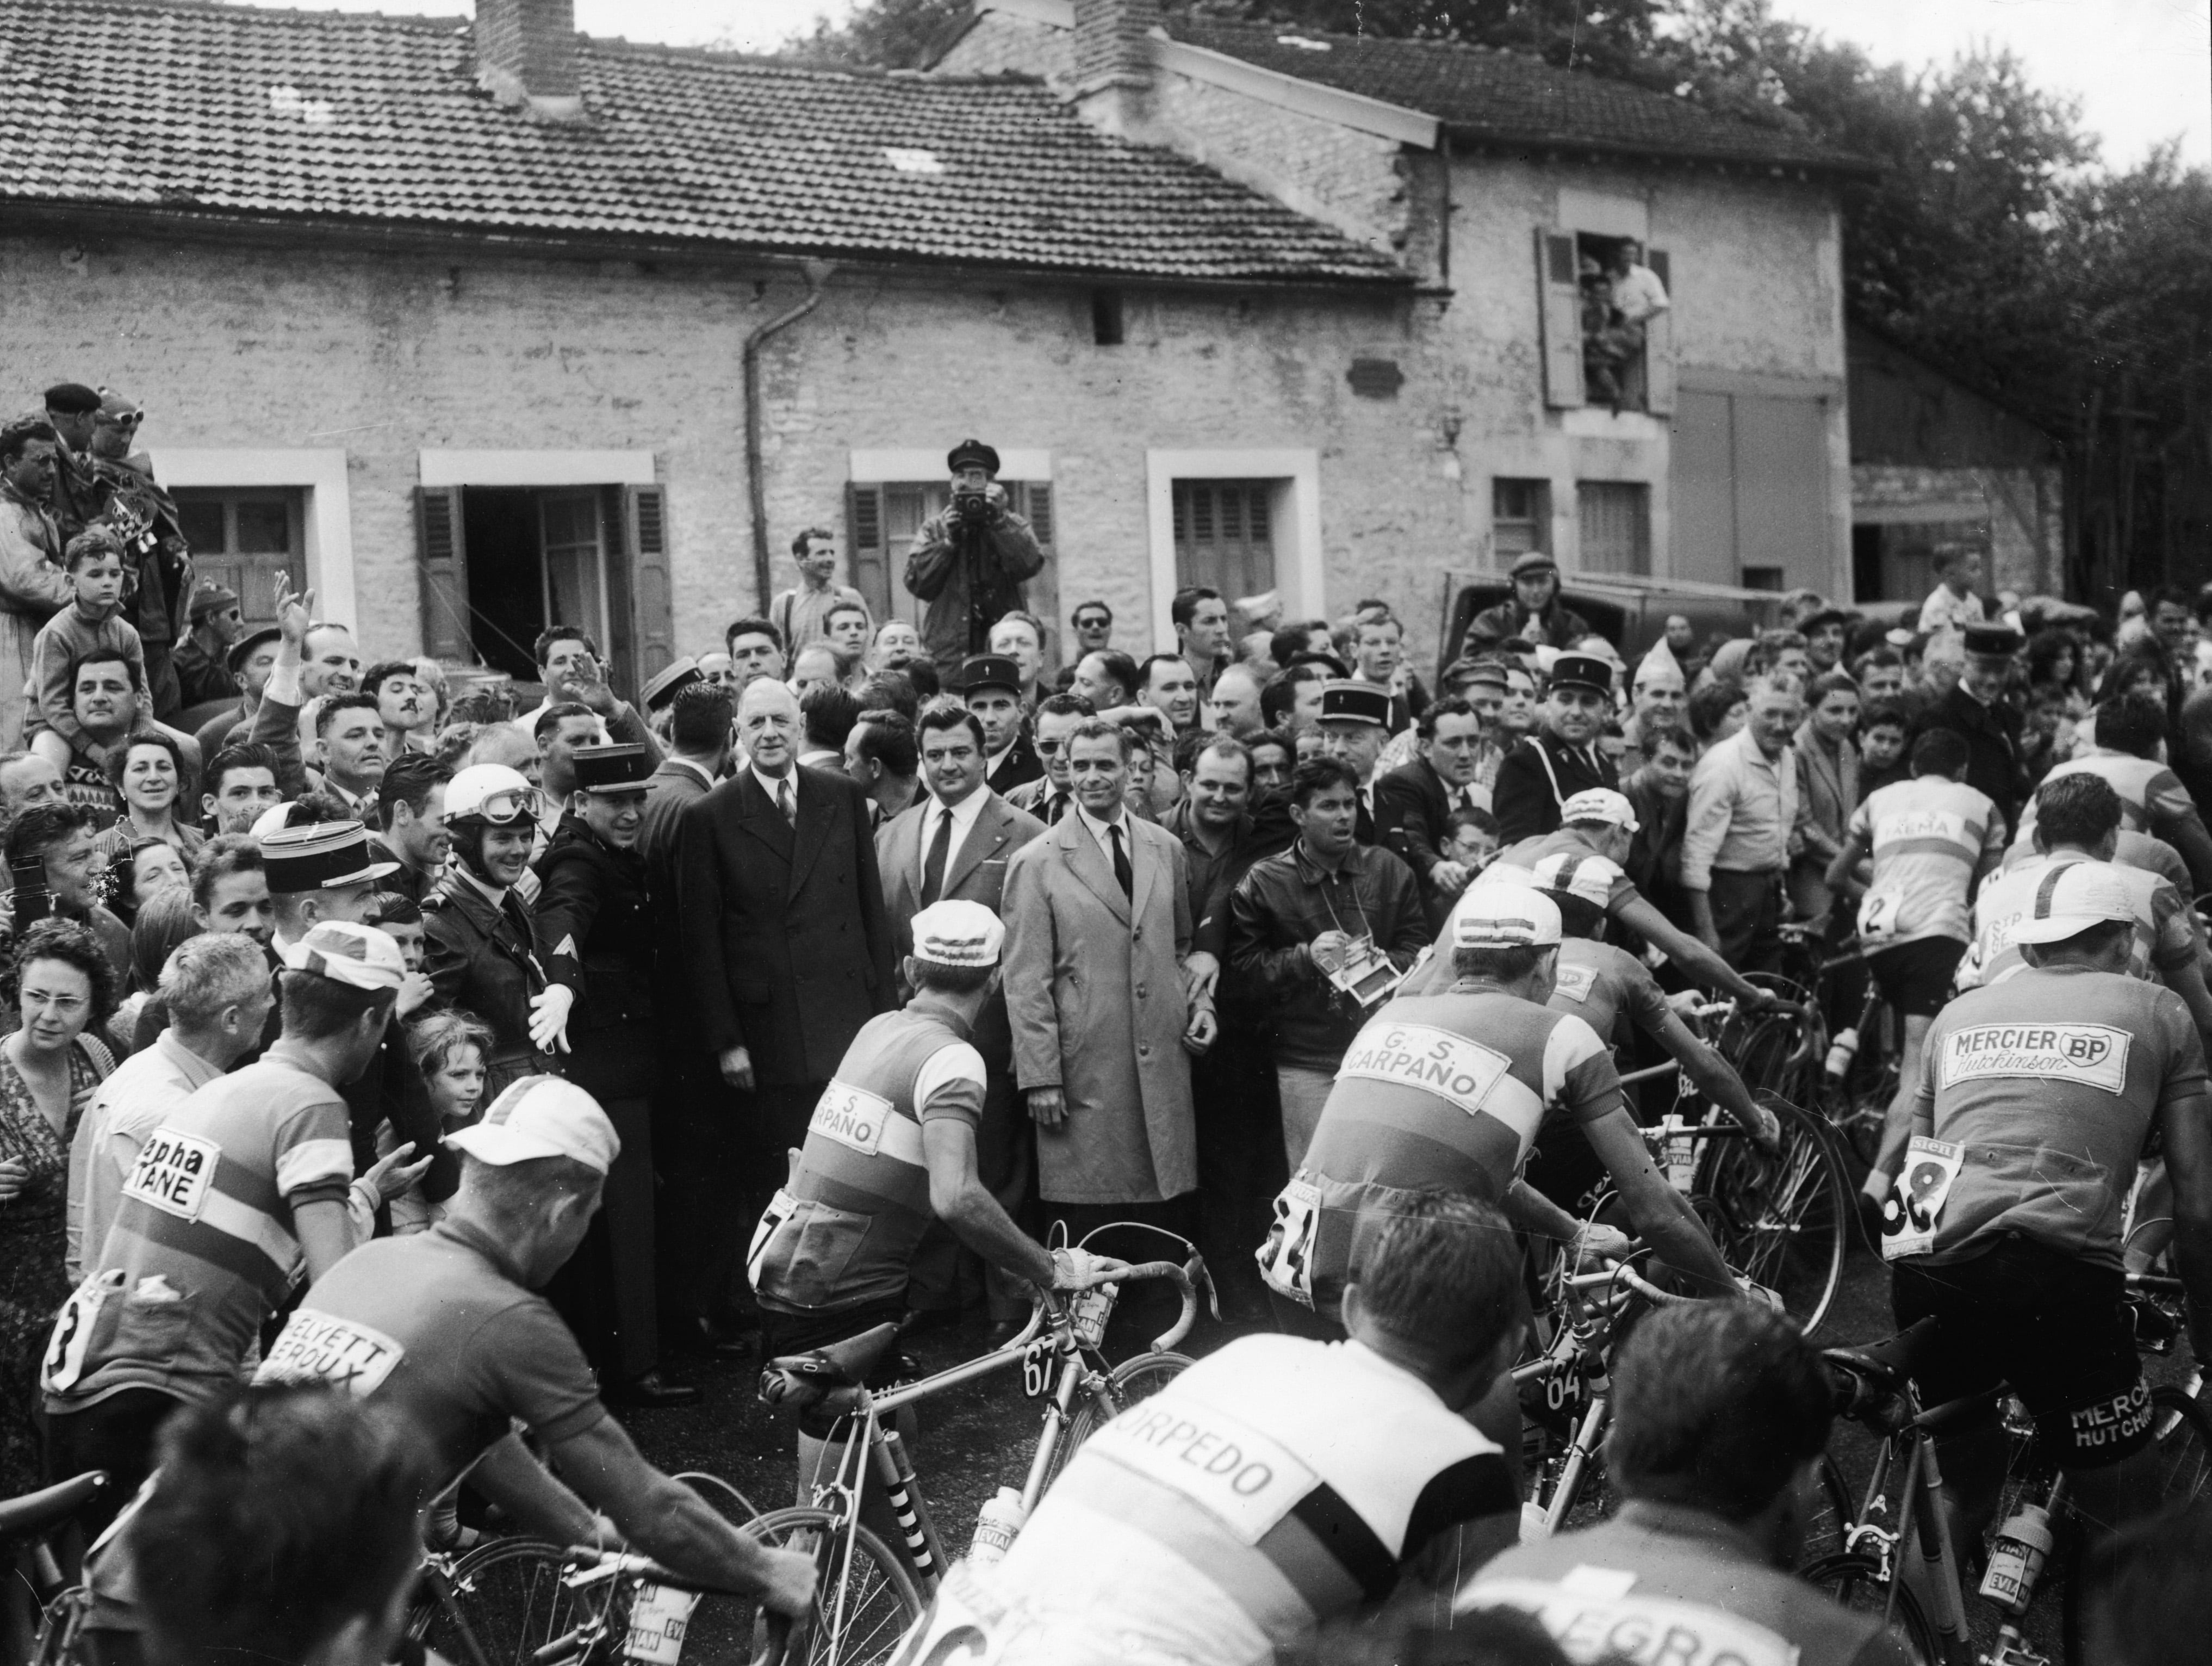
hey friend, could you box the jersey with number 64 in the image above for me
[1258,986,1621,1319]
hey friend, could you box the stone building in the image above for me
[0,0,1868,686]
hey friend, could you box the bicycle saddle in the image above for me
[759,1322,902,1409]
[0,1471,105,1541]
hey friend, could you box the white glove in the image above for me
[529,984,575,1054]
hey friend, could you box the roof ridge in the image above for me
[24,0,468,31]
[580,33,1048,89]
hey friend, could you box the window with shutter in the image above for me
[847,483,889,623]
[415,486,471,662]
[1537,228,1587,411]
[1643,246,1675,416]
[853,479,1056,633]
[1171,480,1277,601]
[623,484,674,684]
[1577,481,1650,575]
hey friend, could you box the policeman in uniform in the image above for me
[1490,652,1621,843]
[532,742,694,1408]
[1912,621,2028,834]
[424,764,564,1098]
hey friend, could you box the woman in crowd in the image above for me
[109,837,188,928]
[107,885,201,1054]
[1686,680,1749,755]
[98,732,203,868]
[0,918,115,1495]
[2025,626,2090,716]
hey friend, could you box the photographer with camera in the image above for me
[903,439,1045,680]
[1227,757,1427,1168]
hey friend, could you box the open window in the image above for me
[848,478,1058,652]
[1536,230,1673,415]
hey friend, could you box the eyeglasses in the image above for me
[96,411,142,429]
[471,786,543,825]
[1034,738,1065,755]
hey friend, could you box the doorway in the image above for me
[459,487,614,682]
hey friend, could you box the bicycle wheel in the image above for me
[1047,1351,1195,1488]
[422,1538,613,1666]
[745,1506,922,1666]
[1795,1454,1856,1566]
[1801,1552,1940,1666]
[1697,1099,1848,1336]
[2147,1385,2212,1507]
[1730,1013,1815,1104]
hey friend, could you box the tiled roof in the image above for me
[1165,18,1875,178]
[0,0,1406,284]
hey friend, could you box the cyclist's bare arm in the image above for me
[469,1430,602,1544]
[550,1416,814,1614]
[2155,1080,2212,1356]
[2163,951,2212,1051]
[1614,895,1769,1009]
[1580,1108,1740,1296]
[1647,1008,1776,1144]
[1822,831,1869,902]
[1500,1179,1629,1261]
[923,1118,1056,1289]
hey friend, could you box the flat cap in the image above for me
[1508,551,1559,579]
[188,583,239,623]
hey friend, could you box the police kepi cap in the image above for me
[279,919,408,991]
[446,1075,621,1175]
[2008,862,2138,946]
[1319,680,1391,728]
[1549,653,1615,697]
[261,821,398,892]
[1962,622,2025,659]
[1508,551,1558,578]
[573,742,653,794]
[639,656,704,713]
[947,438,1001,476]
[42,383,100,414]
[189,583,239,623]
[911,900,1004,968]
[1560,788,1639,833]
[957,654,1023,697]
[226,625,280,675]
[1451,882,1562,949]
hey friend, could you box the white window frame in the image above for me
[1144,448,1322,647]
[148,448,354,629]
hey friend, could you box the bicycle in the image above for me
[8,1471,107,1666]
[749,1244,1210,1664]
[1805,1298,2212,1666]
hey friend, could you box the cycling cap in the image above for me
[1559,788,1639,832]
[2008,862,2137,945]
[1451,882,1561,949]
[279,919,407,991]
[910,899,1003,968]
[446,1075,620,1174]
[1522,850,1623,912]
[445,764,540,827]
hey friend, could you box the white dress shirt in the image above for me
[752,762,799,819]
[1073,800,1133,872]
[918,785,991,879]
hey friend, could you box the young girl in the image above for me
[387,1011,492,1236]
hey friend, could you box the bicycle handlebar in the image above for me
[1055,1258,1201,1353]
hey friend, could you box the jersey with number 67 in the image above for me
[1259,986,1620,1320]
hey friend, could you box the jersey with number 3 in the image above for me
[1906,964,2207,1269]
[1260,988,1620,1317]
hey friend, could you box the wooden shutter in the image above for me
[848,482,890,623]
[1020,481,1054,550]
[1644,247,1676,416]
[415,486,471,662]
[1536,228,1586,411]
[623,484,674,684]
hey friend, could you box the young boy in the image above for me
[1446,806,1501,873]
[1857,698,1911,798]
[27,525,146,752]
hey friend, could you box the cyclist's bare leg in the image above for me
[2124,1159,2175,1273]
[1865,1012,1935,1206]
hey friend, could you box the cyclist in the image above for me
[898,1193,1525,1666]
[1820,728,2006,1204]
[1459,1301,1913,1666]
[1886,863,2212,1564]
[2011,692,2212,893]
[1406,846,1778,1207]
[748,901,1095,1526]
[249,1075,816,1614]
[1467,788,1780,1014]
[1257,883,1739,1371]
[1961,773,2212,1038]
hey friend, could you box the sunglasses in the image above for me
[97,411,143,429]
[474,786,543,825]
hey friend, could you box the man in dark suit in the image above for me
[1003,693,1093,826]
[674,678,896,1340]
[962,653,1044,795]
[1492,653,1620,843]
[1912,622,2028,835]
[1373,695,1487,925]
[639,680,729,869]
[877,703,1047,1338]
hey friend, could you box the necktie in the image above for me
[1110,821,1133,902]
[921,807,952,906]
[777,778,796,827]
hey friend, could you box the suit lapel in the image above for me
[1059,815,1130,926]
[789,767,832,890]
[737,771,796,864]
[943,796,1009,897]
[1129,816,1158,925]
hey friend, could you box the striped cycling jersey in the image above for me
[1962,851,2195,989]
[1545,938,1672,1051]
[43,1048,353,1411]
[749,1005,984,1315]
[1259,987,1619,1319]
[1846,776,2004,948]
[983,1336,1517,1665]
[2012,754,2196,853]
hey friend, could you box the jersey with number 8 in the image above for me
[1259,987,1620,1320]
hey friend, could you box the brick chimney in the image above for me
[475,0,585,122]
[1070,0,1158,136]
